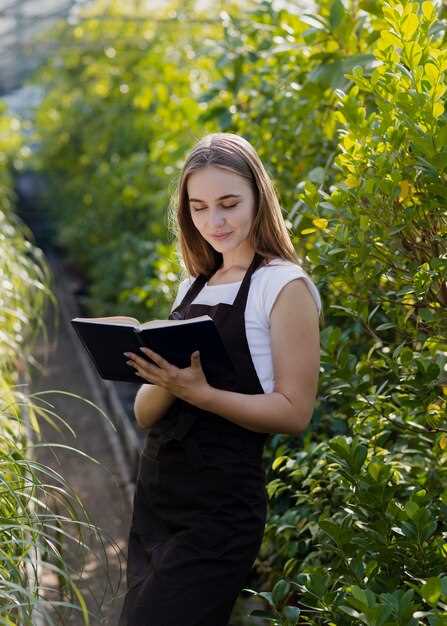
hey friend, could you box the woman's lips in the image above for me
[211,232,233,240]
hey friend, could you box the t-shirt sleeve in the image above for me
[170,276,194,313]
[258,264,322,324]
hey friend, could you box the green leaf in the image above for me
[319,520,352,546]
[281,605,301,621]
[272,455,288,470]
[329,0,346,29]
[338,605,362,618]
[300,13,329,30]
[328,435,351,461]
[272,579,291,605]
[351,585,374,608]
[351,443,368,473]
[402,14,419,40]
[258,591,275,608]
[405,500,419,519]
[420,577,442,606]
[367,462,384,481]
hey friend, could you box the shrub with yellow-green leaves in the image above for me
[205,1,447,623]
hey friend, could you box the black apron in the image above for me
[119,251,269,626]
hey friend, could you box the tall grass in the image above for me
[0,103,118,625]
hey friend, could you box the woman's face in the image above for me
[187,165,256,253]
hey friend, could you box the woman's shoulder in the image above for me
[179,274,195,286]
[177,275,195,295]
[254,257,316,290]
[256,256,309,275]
[254,256,322,314]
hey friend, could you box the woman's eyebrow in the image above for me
[188,194,242,202]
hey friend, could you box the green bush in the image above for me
[203,1,447,623]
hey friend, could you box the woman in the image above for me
[119,132,322,625]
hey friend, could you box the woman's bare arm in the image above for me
[199,278,320,435]
[134,384,177,430]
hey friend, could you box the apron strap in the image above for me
[172,251,265,317]
[170,274,207,318]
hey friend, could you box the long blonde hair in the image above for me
[168,132,304,276]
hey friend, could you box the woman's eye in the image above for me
[192,203,238,212]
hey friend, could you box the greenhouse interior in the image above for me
[1,0,446,625]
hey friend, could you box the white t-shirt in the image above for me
[170,258,322,394]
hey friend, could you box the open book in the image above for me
[70,314,236,385]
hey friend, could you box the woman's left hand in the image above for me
[124,347,212,407]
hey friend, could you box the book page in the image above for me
[71,314,212,330]
[71,316,140,327]
[139,315,212,330]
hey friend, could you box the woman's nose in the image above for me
[209,210,226,226]
[210,218,225,228]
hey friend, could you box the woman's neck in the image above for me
[220,248,256,272]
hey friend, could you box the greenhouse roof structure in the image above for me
[0,0,82,96]
[0,0,196,97]
[0,0,315,100]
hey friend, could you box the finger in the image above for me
[131,364,158,384]
[127,352,162,370]
[137,372,158,384]
[140,347,181,380]
[126,358,160,380]
[139,347,170,369]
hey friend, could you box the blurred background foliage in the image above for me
[6,0,447,623]
[31,0,228,317]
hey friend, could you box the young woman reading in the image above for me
[119,132,322,626]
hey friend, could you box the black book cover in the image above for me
[70,316,236,387]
